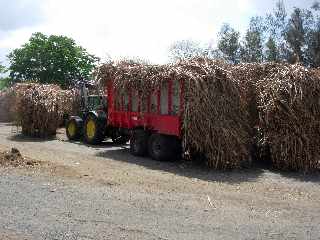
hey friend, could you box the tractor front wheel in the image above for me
[84,115,105,144]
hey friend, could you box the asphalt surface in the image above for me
[0,123,319,240]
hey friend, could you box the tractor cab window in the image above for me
[87,96,102,111]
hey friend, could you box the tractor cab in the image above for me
[83,95,107,112]
[79,83,107,113]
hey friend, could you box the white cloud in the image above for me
[0,0,314,64]
[36,0,255,63]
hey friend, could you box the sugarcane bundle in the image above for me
[59,88,82,120]
[15,84,62,137]
[14,83,80,137]
[230,64,266,129]
[98,58,252,169]
[256,63,320,172]
[0,83,32,122]
[178,59,252,169]
[0,89,14,122]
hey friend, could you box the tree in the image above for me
[240,17,266,63]
[0,63,10,90]
[265,37,280,62]
[267,0,287,40]
[284,8,314,64]
[8,32,99,88]
[305,15,320,67]
[0,63,6,74]
[169,40,204,61]
[217,24,241,63]
[265,0,288,61]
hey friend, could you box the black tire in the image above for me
[83,114,105,144]
[66,117,83,141]
[148,134,181,161]
[130,130,148,156]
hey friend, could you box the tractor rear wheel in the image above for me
[66,117,83,141]
[130,130,148,156]
[83,114,105,144]
[148,134,181,161]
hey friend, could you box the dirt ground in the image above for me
[0,122,319,240]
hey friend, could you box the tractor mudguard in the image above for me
[68,116,84,124]
[88,110,107,123]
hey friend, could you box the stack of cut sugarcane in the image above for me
[99,58,252,169]
[0,84,32,122]
[0,89,14,122]
[14,83,80,137]
[178,59,252,169]
[255,63,320,172]
[232,63,320,172]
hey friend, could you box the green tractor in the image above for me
[65,83,128,145]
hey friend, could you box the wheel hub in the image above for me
[86,119,96,139]
[152,140,162,156]
[67,122,76,137]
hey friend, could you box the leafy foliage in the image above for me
[168,0,320,67]
[240,17,266,63]
[265,37,280,62]
[0,77,12,90]
[8,32,99,88]
[217,24,240,63]
[0,63,10,90]
[284,8,313,63]
[0,63,6,74]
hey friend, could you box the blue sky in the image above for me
[0,0,315,65]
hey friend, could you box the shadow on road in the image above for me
[96,147,320,184]
[8,134,57,142]
[65,139,128,149]
[277,170,320,183]
[96,148,266,184]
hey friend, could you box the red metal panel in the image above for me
[107,79,183,138]
[157,89,161,114]
[168,79,172,115]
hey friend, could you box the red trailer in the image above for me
[66,78,183,161]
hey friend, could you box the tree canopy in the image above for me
[0,63,10,90]
[8,32,99,88]
[169,0,320,67]
[0,63,5,74]
[217,24,240,64]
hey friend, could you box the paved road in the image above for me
[0,123,320,239]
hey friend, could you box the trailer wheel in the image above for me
[66,117,83,141]
[84,114,105,144]
[148,134,181,161]
[130,130,148,156]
